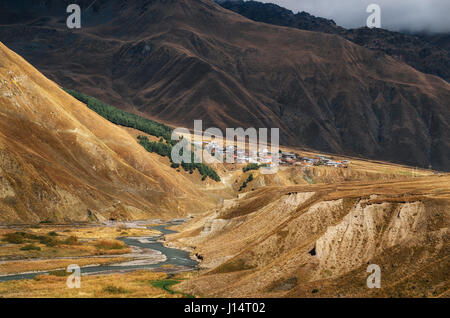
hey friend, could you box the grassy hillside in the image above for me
[63,88,173,142]
[0,42,216,223]
[65,88,220,182]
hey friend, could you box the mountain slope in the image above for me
[216,0,450,82]
[0,42,213,224]
[0,0,449,171]
[170,175,450,297]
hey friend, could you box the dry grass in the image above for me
[0,226,136,261]
[0,243,99,260]
[95,239,127,250]
[0,271,192,298]
[173,174,449,297]
[0,224,161,278]
[28,226,159,240]
[0,257,129,275]
[0,240,131,260]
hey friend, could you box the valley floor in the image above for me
[0,160,448,298]
[0,270,193,298]
[0,220,197,298]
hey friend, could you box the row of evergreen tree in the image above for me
[137,135,172,157]
[242,163,269,172]
[65,88,220,182]
[64,88,173,142]
[138,136,221,182]
[239,173,254,191]
[242,163,260,172]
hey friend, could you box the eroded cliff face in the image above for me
[170,176,449,297]
[315,201,427,278]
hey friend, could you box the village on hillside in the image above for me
[199,141,351,168]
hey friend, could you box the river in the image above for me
[0,219,198,282]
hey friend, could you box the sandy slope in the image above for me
[170,174,449,297]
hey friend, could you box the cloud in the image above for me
[257,0,450,33]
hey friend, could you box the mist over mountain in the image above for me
[216,0,450,82]
[244,0,450,34]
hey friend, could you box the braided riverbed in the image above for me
[0,219,198,282]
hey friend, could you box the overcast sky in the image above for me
[257,0,450,33]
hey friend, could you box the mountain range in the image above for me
[216,0,450,82]
[0,0,449,171]
[0,0,448,298]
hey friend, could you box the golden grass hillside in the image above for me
[0,271,193,298]
[0,42,219,224]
